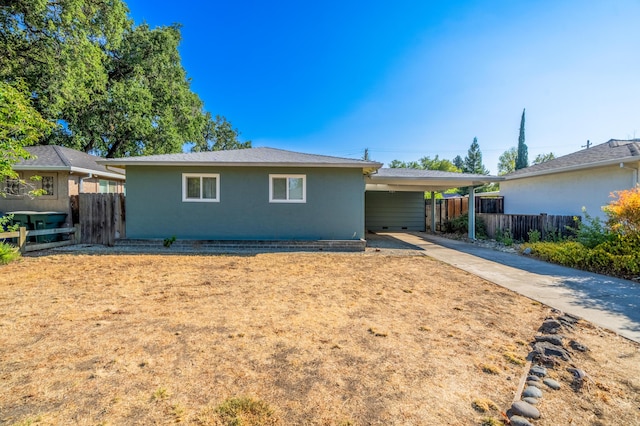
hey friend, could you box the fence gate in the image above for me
[75,194,125,245]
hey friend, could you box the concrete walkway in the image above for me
[381,232,640,343]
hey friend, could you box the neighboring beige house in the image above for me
[1,145,126,225]
[501,139,640,220]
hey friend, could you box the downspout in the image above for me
[79,173,93,193]
[620,163,639,187]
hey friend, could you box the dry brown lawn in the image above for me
[0,252,639,425]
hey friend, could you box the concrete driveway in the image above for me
[376,232,640,343]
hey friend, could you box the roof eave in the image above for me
[505,156,640,180]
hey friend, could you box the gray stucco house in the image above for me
[101,147,499,246]
[101,148,381,243]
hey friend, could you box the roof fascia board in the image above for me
[98,160,383,169]
[367,176,501,185]
[12,165,125,180]
[366,184,454,192]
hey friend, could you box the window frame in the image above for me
[40,174,56,197]
[269,174,306,203]
[182,173,220,202]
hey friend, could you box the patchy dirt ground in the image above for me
[0,252,638,425]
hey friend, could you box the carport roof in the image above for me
[366,168,502,192]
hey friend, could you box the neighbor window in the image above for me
[41,175,55,196]
[4,177,21,195]
[269,174,306,203]
[182,173,219,202]
[99,179,117,194]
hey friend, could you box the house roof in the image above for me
[13,145,126,180]
[99,147,382,172]
[505,139,640,180]
[366,168,501,192]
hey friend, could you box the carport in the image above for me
[365,168,502,239]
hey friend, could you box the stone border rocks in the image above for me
[505,310,592,425]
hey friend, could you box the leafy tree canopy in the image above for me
[498,147,517,175]
[0,0,248,158]
[0,81,53,194]
[190,113,251,152]
[388,155,461,172]
[532,152,556,165]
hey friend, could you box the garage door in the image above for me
[365,191,425,231]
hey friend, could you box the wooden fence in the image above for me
[426,196,504,231]
[0,226,79,253]
[71,193,125,245]
[478,213,577,241]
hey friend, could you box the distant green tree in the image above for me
[418,155,461,172]
[498,147,518,175]
[453,155,464,170]
[532,152,556,165]
[191,113,251,152]
[463,137,489,175]
[515,109,528,170]
[362,148,370,161]
[388,155,460,172]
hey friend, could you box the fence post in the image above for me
[540,213,547,241]
[18,226,27,253]
[74,224,81,245]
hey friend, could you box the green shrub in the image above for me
[0,214,19,232]
[496,228,514,246]
[444,213,487,238]
[569,208,613,248]
[0,242,20,265]
[523,235,640,280]
[527,229,541,243]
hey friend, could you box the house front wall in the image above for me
[501,163,639,219]
[1,171,72,224]
[125,166,366,240]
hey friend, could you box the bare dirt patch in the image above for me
[0,253,638,425]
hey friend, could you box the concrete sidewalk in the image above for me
[381,232,640,343]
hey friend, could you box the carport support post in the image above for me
[468,187,476,240]
[430,191,436,234]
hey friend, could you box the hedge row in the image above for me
[524,236,640,280]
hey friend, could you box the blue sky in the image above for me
[125,0,640,173]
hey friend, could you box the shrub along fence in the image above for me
[426,196,504,232]
[478,213,577,241]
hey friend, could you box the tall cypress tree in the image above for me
[515,108,528,170]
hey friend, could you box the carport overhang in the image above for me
[365,170,503,239]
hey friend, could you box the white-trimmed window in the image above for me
[269,174,306,203]
[182,173,220,202]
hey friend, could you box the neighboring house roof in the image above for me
[505,139,640,180]
[13,145,126,180]
[99,147,382,173]
[366,168,501,192]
